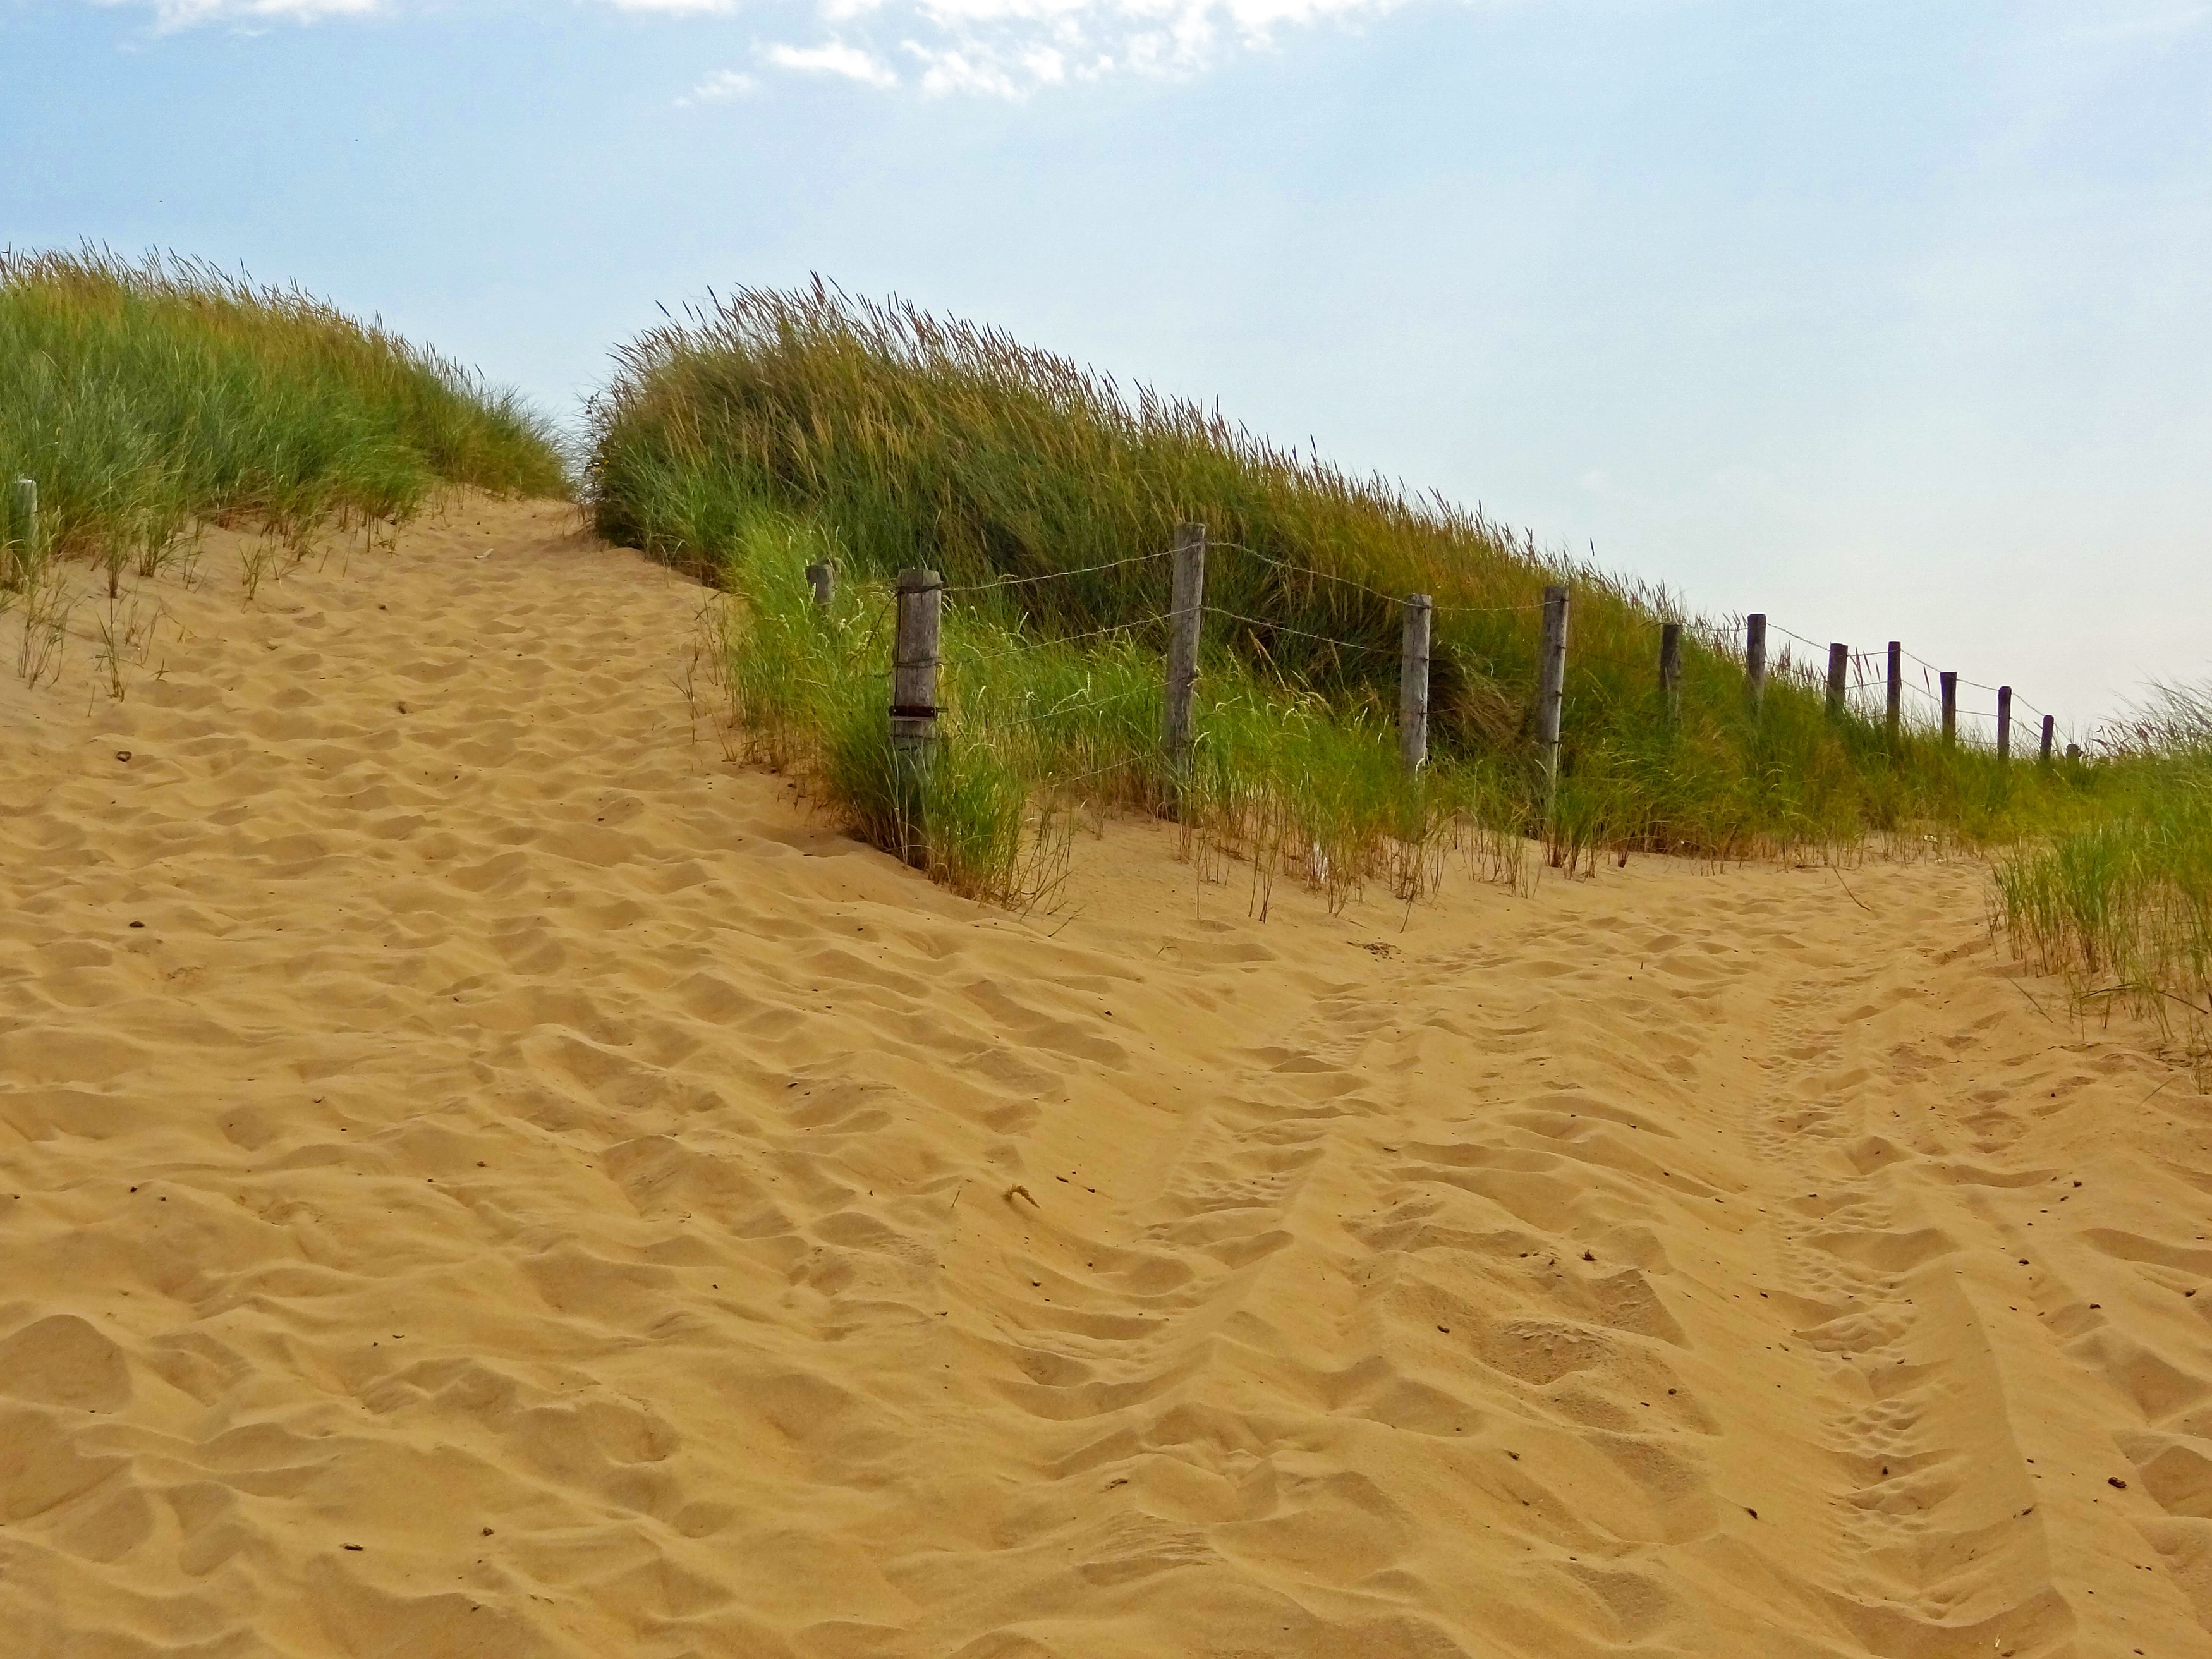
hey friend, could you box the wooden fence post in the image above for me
[1886,642,1902,738]
[1658,621,1682,719]
[1996,686,2013,762]
[1399,593,1432,775]
[1826,643,1849,715]
[2039,714,2055,763]
[2066,743,2081,763]
[1745,614,1767,712]
[1162,523,1207,798]
[806,561,835,611]
[1940,672,1957,744]
[1536,585,1569,803]
[890,569,943,870]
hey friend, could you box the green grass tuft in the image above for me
[1996,686,2212,1051]
[1,246,569,597]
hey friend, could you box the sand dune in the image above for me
[4,496,2211,1656]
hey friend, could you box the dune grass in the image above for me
[1,248,568,604]
[1996,688,2212,1049]
[590,280,2101,901]
[705,508,1528,909]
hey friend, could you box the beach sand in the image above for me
[4,495,2209,1656]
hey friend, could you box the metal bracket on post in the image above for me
[890,569,942,870]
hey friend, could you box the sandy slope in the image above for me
[4,497,2212,1658]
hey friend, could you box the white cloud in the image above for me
[107,0,379,29]
[903,37,1099,94]
[96,0,1424,95]
[885,0,1409,95]
[700,0,1416,97]
[679,68,761,102]
[765,39,901,85]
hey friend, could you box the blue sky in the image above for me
[6,0,2209,736]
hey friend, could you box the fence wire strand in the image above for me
[983,683,1155,730]
[1208,540,1545,616]
[1035,751,1152,790]
[940,548,1171,595]
[1205,540,1401,604]
[1205,606,1394,655]
[947,612,1174,665]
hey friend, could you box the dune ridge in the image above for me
[3,497,2210,1656]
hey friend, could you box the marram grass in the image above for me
[1996,687,2212,1052]
[703,507,1525,911]
[1,247,568,599]
[591,279,2099,879]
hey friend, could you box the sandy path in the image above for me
[4,496,2211,1657]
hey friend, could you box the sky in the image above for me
[5,0,2209,738]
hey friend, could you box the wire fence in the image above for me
[1211,540,1547,617]
[1762,619,2058,750]
[991,682,1155,731]
[1203,606,1394,655]
[939,547,1169,595]
[852,528,2074,791]
[951,612,1174,665]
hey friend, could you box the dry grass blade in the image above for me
[15,562,76,690]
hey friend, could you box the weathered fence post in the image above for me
[1940,672,1957,744]
[1399,593,1432,775]
[1826,643,1849,715]
[806,561,835,612]
[1745,614,1768,712]
[2066,743,2081,763]
[1886,642,1902,738]
[2039,714,2055,763]
[1996,686,2013,762]
[1536,585,1570,804]
[890,569,943,870]
[1162,523,1207,803]
[1658,621,1682,719]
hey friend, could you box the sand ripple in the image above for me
[3,497,2209,1655]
